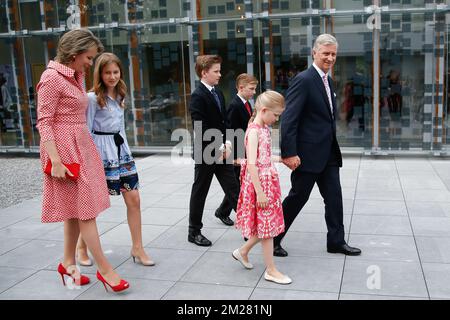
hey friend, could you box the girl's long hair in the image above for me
[91,52,127,108]
[248,90,285,123]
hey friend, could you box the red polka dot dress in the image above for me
[36,60,110,223]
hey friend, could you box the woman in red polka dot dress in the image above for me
[36,29,129,292]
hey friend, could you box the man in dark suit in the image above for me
[188,55,240,246]
[216,73,258,218]
[274,34,361,257]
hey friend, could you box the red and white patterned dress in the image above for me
[235,122,285,239]
[36,60,110,223]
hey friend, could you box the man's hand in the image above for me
[282,156,301,170]
[223,141,232,160]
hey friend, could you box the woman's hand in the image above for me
[51,161,74,179]
[256,191,268,209]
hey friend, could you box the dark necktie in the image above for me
[244,101,252,116]
[211,88,222,113]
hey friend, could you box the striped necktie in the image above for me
[322,75,334,118]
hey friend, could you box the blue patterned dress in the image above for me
[86,92,139,195]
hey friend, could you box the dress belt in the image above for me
[92,131,124,162]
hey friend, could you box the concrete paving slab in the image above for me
[415,236,450,263]
[350,215,413,236]
[116,247,204,282]
[256,256,344,293]
[0,266,36,294]
[347,234,419,262]
[341,260,428,298]
[150,226,227,251]
[0,270,94,300]
[422,263,450,299]
[76,278,175,300]
[353,200,407,216]
[250,288,338,300]
[163,282,253,300]
[180,251,266,287]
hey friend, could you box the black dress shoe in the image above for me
[215,211,234,226]
[273,244,288,257]
[188,233,212,247]
[327,243,361,256]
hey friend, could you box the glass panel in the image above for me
[332,16,373,149]
[19,1,41,31]
[379,12,427,150]
[0,2,7,33]
[444,21,449,152]
[332,0,368,10]
[200,21,248,104]
[138,25,190,146]
[268,18,309,95]
[0,39,18,146]
[22,37,47,147]
[201,0,246,19]
[0,0,449,153]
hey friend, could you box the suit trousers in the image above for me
[189,163,240,234]
[216,165,241,218]
[274,163,345,248]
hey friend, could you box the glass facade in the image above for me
[0,0,449,155]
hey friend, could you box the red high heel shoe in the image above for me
[57,263,90,286]
[96,271,129,292]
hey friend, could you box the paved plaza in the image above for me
[0,154,450,300]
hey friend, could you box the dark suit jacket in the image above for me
[280,66,342,173]
[227,95,252,160]
[189,82,227,163]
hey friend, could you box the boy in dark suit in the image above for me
[188,55,240,246]
[216,73,258,219]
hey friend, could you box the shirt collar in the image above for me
[106,94,123,105]
[47,60,76,78]
[237,94,247,105]
[201,80,214,92]
[48,60,85,87]
[312,62,328,79]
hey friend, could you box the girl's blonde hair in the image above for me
[91,52,127,108]
[55,29,104,65]
[249,90,285,123]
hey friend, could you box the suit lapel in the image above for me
[236,95,250,118]
[199,83,224,118]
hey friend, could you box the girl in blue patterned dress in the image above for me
[76,52,154,266]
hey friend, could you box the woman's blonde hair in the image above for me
[55,29,104,65]
[249,90,285,123]
[91,52,127,108]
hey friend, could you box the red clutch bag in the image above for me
[44,161,80,181]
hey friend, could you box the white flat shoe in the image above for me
[264,271,292,285]
[232,249,253,269]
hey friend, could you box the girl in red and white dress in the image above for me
[234,90,292,285]
[36,29,128,292]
